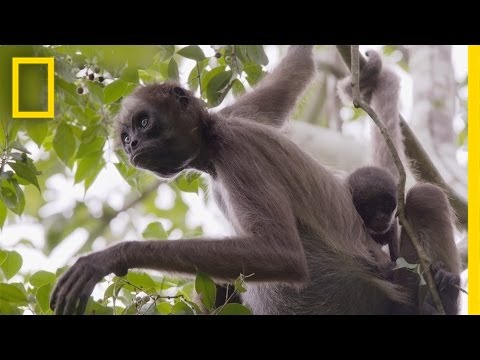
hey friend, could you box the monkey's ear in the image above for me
[172,86,189,107]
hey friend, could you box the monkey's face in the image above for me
[115,84,203,178]
[354,194,397,234]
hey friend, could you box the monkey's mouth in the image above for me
[131,149,179,178]
[368,223,391,235]
[131,149,156,169]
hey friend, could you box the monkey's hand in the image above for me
[337,50,383,104]
[431,261,460,291]
[421,261,461,315]
[50,249,128,315]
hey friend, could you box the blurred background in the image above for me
[0,45,468,315]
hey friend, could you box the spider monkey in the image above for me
[338,51,401,262]
[50,46,460,315]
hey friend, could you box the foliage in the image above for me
[0,45,269,315]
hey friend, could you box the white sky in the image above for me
[0,45,469,314]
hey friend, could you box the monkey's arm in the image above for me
[220,45,315,127]
[50,201,308,315]
[50,237,307,315]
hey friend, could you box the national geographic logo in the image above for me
[12,57,54,118]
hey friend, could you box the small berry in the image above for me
[94,66,101,74]
[88,73,95,81]
[98,76,105,83]
[215,52,222,59]
[77,87,84,94]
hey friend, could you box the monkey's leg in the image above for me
[394,183,461,315]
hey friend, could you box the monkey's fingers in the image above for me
[50,269,73,311]
[62,275,98,315]
[53,269,84,315]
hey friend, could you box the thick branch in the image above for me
[335,45,467,228]
[349,45,445,315]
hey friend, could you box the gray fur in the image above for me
[50,46,457,315]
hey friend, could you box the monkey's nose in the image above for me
[131,139,139,148]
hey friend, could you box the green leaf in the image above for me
[120,66,139,83]
[195,271,216,310]
[0,177,24,215]
[11,140,31,154]
[74,151,104,184]
[0,250,23,280]
[53,123,76,166]
[177,46,206,62]
[168,59,179,81]
[0,180,18,213]
[0,299,22,314]
[246,45,269,66]
[206,70,232,107]
[84,158,104,192]
[10,179,25,215]
[86,300,114,315]
[86,81,104,103]
[217,303,252,315]
[81,124,104,143]
[142,222,168,240]
[0,283,28,304]
[201,66,226,97]
[0,250,7,265]
[158,45,176,62]
[8,161,40,190]
[174,172,200,194]
[170,301,194,315]
[187,65,200,93]
[0,200,6,228]
[231,79,246,98]
[243,64,264,87]
[76,137,106,159]
[156,301,172,315]
[35,283,53,313]
[25,119,49,146]
[104,80,130,104]
[29,270,56,287]
[234,276,247,294]
[126,272,156,291]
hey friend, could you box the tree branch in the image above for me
[335,45,467,228]
[349,45,445,315]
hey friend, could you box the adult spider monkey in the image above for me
[51,46,460,315]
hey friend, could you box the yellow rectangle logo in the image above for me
[12,57,54,118]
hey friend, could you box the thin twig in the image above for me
[349,45,445,315]
[196,62,203,96]
[454,284,468,295]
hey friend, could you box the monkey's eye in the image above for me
[140,118,149,128]
[123,134,131,144]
